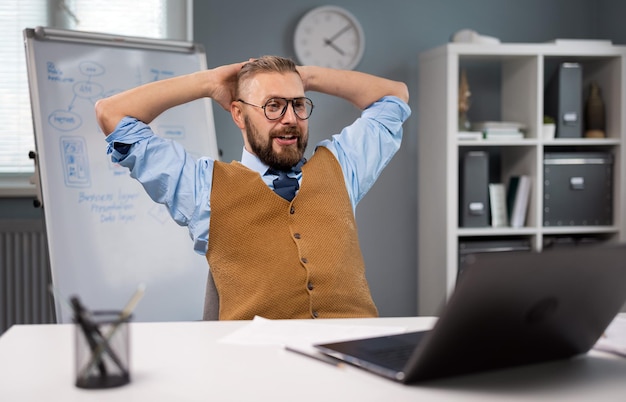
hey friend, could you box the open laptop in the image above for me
[315,244,626,383]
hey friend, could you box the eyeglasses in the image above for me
[237,97,314,120]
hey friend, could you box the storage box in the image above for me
[543,152,613,226]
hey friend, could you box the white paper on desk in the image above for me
[219,316,406,352]
[593,314,626,357]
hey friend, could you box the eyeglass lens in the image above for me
[264,98,313,120]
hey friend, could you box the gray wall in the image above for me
[4,0,626,318]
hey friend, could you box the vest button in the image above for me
[307,282,314,290]
[301,257,308,264]
[294,233,301,239]
[312,311,319,318]
[290,206,295,214]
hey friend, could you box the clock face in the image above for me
[294,6,365,70]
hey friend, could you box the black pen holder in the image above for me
[74,310,131,389]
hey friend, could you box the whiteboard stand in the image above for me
[24,27,218,323]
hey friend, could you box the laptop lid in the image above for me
[315,244,626,383]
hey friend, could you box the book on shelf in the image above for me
[471,121,527,132]
[472,121,526,140]
[457,131,483,140]
[484,130,524,140]
[488,183,508,227]
[506,175,531,228]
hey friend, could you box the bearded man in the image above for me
[95,56,410,320]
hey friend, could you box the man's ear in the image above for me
[231,102,245,129]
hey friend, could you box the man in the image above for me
[95,56,410,320]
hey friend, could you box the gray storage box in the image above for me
[543,152,613,226]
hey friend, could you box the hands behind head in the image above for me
[208,60,248,111]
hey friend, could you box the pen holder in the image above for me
[74,310,131,389]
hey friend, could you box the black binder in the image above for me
[459,151,489,227]
[545,62,583,138]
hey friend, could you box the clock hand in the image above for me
[324,24,353,56]
[323,38,345,55]
[326,25,353,43]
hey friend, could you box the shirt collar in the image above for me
[240,147,306,175]
[240,147,268,176]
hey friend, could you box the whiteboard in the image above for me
[24,27,218,323]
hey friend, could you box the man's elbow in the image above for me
[394,82,409,103]
[94,98,116,136]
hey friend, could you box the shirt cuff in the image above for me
[105,116,154,162]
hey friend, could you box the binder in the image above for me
[544,62,583,138]
[459,151,489,227]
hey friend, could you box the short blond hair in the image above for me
[236,56,300,97]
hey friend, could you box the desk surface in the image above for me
[1,316,625,401]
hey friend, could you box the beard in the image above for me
[244,116,308,171]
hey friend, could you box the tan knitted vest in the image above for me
[207,146,378,320]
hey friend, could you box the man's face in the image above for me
[237,72,309,171]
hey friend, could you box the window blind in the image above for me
[0,0,48,174]
[60,0,168,40]
[1,0,188,180]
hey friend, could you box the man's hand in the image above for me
[207,61,247,111]
[95,60,248,135]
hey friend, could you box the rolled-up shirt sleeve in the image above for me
[318,96,411,209]
[105,116,213,254]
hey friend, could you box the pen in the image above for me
[78,284,145,381]
[70,296,108,378]
[285,345,344,368]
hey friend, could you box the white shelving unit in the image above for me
[417,41,626,315]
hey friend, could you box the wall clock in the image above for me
[293,5,365,70]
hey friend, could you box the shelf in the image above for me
[417,41,626,316]
[542,226,620,235]
[457,226,619,237]
[457,227,537,237]
[542,138,621,146]
[458,139,538,146]
[458,138,621,146]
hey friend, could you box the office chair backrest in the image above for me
[203,270,219,320]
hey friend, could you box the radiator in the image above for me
[0,220,55,335]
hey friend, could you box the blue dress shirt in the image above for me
[106,96,411,254]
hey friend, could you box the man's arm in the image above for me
[297,66,409,110]
[95,61,245,135]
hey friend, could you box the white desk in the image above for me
[1,316,625,401]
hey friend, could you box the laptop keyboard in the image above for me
[367,343,416,370]
[361,331,428,371]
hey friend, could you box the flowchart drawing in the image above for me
[60,136,90,187]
